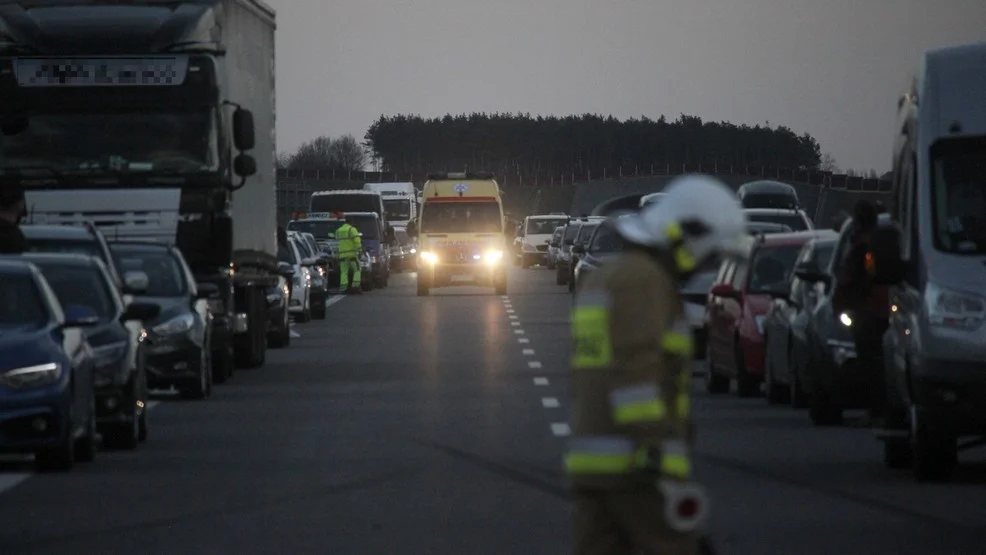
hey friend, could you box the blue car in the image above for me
[21,253,160,451]
[0,259,99,472]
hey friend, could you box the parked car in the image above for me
[554,221,582,286]
[21,223,130,294]
[390,227,416,272]
[761,234,838,405]
[546,225,565,269]
[681,268,719,361]
[346,211,392,289]
[737,180,800,209]
[109,242,216,399]
[280,235,314,321]
[568,220,603,292]
[0,259,98,472]
[288,230,328,319]
[571,220,624,293]
[744,208,814,232]
[21,253,159,450]
[703,231,825,397]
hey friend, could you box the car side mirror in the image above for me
[232,107,255,151]
[869,225,907,285]
[122,301,160,322]
[63,304,100,327]
[196,282,220,299]
[277,261,295,276]
[234,153,256,177]
[710,283,741,300]
[301,257,318,267]
[123,271,149,294]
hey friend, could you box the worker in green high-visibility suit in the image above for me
[333,211,362,293]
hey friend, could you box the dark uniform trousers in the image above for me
[574,488,699,555]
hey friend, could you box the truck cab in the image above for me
[408,172,507,296]
[363,182,417,228]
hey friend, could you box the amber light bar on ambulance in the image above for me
[426,171,495,180]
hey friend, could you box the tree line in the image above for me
[360,112,823,176]
[277,134,367,172]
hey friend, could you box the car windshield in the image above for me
[0,110,218,173]
[111,249,187,297]
[348,217,380,240]
[33,262,115,320]
[383,198,412,221]
[746,212,810,231]
[286,220,345,240]
[577,224,599,245]
[23,237,101,258]
[747,245,804,293]
[0,273,48,329]
[741,193,798,209]
[589,223,623,253]
[395,229,411,245]
[747,222,792,234]
[681,269,718,295]
[419,202,502,233]
[309,194,379,214]
[526,218,569,235]
[278,243,298,265]
[564,224,581,241]
[931,137,986,253]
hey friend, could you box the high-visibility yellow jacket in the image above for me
[334,223,362,260]
[566,249,694,490]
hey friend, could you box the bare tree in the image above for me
[330,134,367,172]
[867,169,879,179]
[289,136,334,170]
[819,152,839,173]
[275,151,293,169]
[845,168,858,177]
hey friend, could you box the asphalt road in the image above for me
[1,266,984,554]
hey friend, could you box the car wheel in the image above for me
[704,342,730,394]
[106,380,140,450]
[180,348,210,400]
[735,341,760,398]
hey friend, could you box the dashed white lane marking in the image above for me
[518,338,530,344]
[542,397,560,408]
[511,321,521,327]
[289,328,302,339]
[528,361,542,369]
[522,349,535,355]
[508,315,518,320]
[324,295,346,308]
[534,377,549,386]
[506,309,515,314]
[514,329,525,335]
[551,423,571,437]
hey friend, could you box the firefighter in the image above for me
[0,185,27,254]
[832,199,889,426]
[333,211,362,294]
[567,175,747,555]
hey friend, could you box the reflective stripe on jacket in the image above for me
[566,249,694,490]
[334,223,362,259]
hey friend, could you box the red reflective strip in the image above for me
[425,196,497,203]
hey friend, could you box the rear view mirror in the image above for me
[232,108,255,151]
[234,153,256,177]
[196,282,220,299]
[301,257,317,267]
[122,301,160,322]
[123,271,149,294]
[63,304,100,327]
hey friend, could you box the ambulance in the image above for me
[408,172,508,296]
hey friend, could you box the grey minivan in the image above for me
[870,41,986,482]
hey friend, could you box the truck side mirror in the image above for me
[234,154,256,177]
[232,108,255,151]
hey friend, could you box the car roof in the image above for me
[345,211,378,218]
[738,180,797,193]
[20,224,95,239]
[0,258,40,275]
[528,214,569,219]
[744,207,807,215]
[756,229,834,247]
[19,252,101,267]
[108,241,172,252]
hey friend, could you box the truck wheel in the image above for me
[268,308,291,348]
[235,288,267,369]
[312,298,327,320]
[911,411,957,482]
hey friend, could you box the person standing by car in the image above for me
[566,175,746,555]
[832,199,890,426]
[0,185,27,254]
[333,211,362,294]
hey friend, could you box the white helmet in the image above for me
[613,175,748,271]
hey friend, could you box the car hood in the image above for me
[0,327,63,372]
[136,296,189,326]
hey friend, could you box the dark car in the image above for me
[793,213,895,427]
[568,220,603,292]
[0,260,98,471]
[21,223,133,293]
[747,221,793,235]
[22,253,159,449]
[737,180,800,209]
[571,220,624,293]
[704,231,827,397]
[110,242,217,398]
[554,221,582,286]
[761,234,838,405]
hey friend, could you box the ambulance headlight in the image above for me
[484,250,503,264]
[420,251,438,265]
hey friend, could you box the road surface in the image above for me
[1,267,984,554]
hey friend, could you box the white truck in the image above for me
[362,182,417,228]
[1,0,279,374]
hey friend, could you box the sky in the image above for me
[264,0,985,174]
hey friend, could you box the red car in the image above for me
[703,231,830,398]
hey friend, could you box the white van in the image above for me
[363,182,417,227]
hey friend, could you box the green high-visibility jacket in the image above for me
[334,223,362,259]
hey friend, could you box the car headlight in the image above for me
[409,248,417,254]
[0,362,62,390]
[839,312,853,327]
[420,251,438,264]
[484,250,503,264]
[925,283,986,331]
[93,341,128,370]
[753,315,766,334]
[152,313,195,335]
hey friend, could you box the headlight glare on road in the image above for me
[484,250,504,264]
[0,362,62,389]
[420,251,438,264]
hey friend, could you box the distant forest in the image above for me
[362,113,823,176]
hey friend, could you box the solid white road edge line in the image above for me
[533,377,549,385]
[542,397,560,408]
[551,423,571,437]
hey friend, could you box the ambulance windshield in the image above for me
[420,202,502,233]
